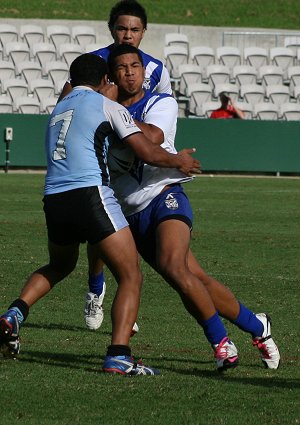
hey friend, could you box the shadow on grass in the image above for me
[12,350,300,390]
[22,321,112,336]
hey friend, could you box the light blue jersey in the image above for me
[44,86,141,195]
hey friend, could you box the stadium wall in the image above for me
[0,114,299,174]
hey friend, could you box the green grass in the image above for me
[1,0,300,29]
[0,174,299,425]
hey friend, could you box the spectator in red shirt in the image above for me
[210,92,245,119]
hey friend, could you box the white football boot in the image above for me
[213,337,239,371]
[84,283,106,330]
[252,313,280,369]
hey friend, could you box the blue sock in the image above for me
[88,271,105,296]
[8,307,24,325]
[201,311,227,345]
[233,302,263,338]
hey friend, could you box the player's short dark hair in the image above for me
[70,53,108,87]
[108,0,147,31]
[107,44,144,75]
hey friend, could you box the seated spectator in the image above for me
[210,92,245,119]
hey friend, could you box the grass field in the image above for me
[0,174,299,425]
[1,0,300,29]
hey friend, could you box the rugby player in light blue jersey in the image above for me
[89,44,280,371]
[0,53,200,376]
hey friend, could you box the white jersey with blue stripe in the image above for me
[44,86,141,195]
[91,44,172,94]
[111,91,192,216]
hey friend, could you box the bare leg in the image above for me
[155,220,217,323]
[188,250,240,320]
[20,241,79,307]
[88,227,142,346]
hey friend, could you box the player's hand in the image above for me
[99,83,118,101]
[177,148,201,176]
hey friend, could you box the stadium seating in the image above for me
[280,102,300,120]
[216,46,242,77]
[16,60,43,83]
[0,95,13,113]
[164,45,188,78]
[258,65,284,87]
[28,78,55,101]
[165,33,189,51]
[265,84,290,105]
[0,20,299,119]
[32,42,57,66]
[0,24,18,47]
[4,42,30,65]
[14,96,41,114]
[2,78,28,102]
[240,83,266,105]
[253,102,279,120]
[177,64,202,96]
[20,24,45,54]
[206,64,231,93]
[71,25,97,47]
[46,24,71,50]
[186,83,212,115]
[189,46,215,79]
[0,60,15,81]
[232,65,257,86]
[244,47,268,71]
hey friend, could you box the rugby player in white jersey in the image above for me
[91,44,280,370]
[0,53,200,375]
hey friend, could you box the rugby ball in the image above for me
[107,132,135,176]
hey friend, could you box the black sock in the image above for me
[106,344,131,357]
[8,299,29,321]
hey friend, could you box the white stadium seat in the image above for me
[32,42,57,66]
[232,65,257,86]
[216,46,241,76]
[253,102,279,120]
[58,43,84,67]
[214,83,239,101]
[4,42,30,65]
[240,84,265,105]
[46,24,71,50]
[28,78,55,101]
[14,96,41,114]
[0,95,13,113]
[15,60,43,83]
[164,45,188,79]
[280,102,300,120]
[258,65,284,87]
[265,84,290,105]
[177,64,202,96]
[206,64,230,89]
[244,46,268,71]
[71,25,96,46]
[0,60,15,81]
[186,83,212,115]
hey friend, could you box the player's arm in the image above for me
[104,98,200,176]
[133,120,163,145]
[125,132,199,176]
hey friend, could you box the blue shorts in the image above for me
[126,184,193,265]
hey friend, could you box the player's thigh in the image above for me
[90,227,141,282]
[48,240,80,273]
[155,219,191,268]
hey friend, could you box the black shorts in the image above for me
[43,186,128,246]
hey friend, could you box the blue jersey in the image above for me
[44,86,141,195]
[111,91,192,216]
[91,44,172,94]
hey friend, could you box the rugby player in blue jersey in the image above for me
[0,53,200,375]
[89,44,280,371]
[59,0,171,103]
